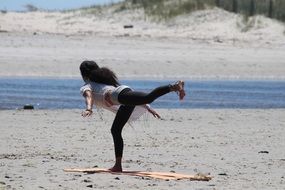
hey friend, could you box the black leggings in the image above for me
[111,85,171,158]
[118,85,171,106]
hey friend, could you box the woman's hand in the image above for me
[82,90,94,117]
[82,109,93,117]
[147,106,161,119]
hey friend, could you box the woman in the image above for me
[80,60,185,172]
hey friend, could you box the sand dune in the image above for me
[1,5,284,79]
[1,5,285,79]
[0,7,284,43]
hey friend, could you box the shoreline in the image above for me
[1,75,285,83]
[1,75,285,81]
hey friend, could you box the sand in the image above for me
[1,7,284,43]
[0,109,285,190]
[1,6,285,79]
[0,32,285,80]
[0,4,285,190]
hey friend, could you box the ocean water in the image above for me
[0,78,285,110]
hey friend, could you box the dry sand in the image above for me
[0,109,285,190]
[1,7,284,43]
[0,32,285,80]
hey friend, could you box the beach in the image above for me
[0,32,285,80]
[1,4,285,190]
[1,109,285,190]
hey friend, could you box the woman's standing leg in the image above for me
[110,105,135,172]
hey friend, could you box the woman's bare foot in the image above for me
[170,80,186,100]
[109,157,122,172]
[108,165,122,172]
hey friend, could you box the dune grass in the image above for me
[3,0,284,22]
[123,0,285,22]
[216,0,285,21]
[122,0,215,20]
[20,0,282,23]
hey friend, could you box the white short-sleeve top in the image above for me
[80,82,129,106]
[80,82,148,121]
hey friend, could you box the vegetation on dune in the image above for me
[115,0,285,22]
[128,0,214,19]
[216,0,285,21]
[6,0,283,23]
[24,4,39,12]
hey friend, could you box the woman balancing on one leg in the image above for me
[80,60,186,172]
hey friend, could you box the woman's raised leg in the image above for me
[118,80,185,106]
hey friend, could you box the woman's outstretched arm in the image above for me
[82,90,94,117]
[144,104,161,119]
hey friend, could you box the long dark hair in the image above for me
[80,60,99,79]
[80,60,120,87]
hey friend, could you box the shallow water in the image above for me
[0,78,285,109]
